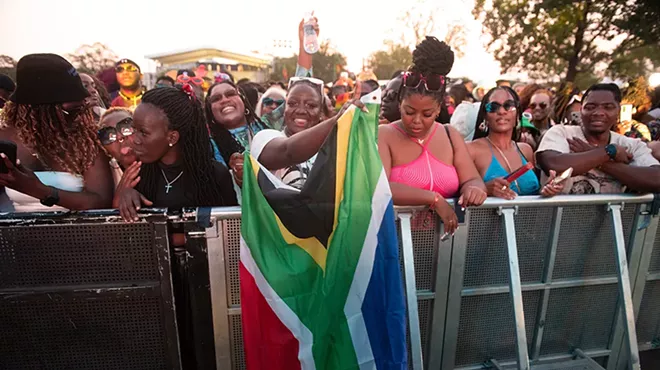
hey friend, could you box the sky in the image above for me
[0,0,507,84]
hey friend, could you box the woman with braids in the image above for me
[114,85,237,222]
[378,37,487,235]
[467,87,564,199]
[0,54,113,211]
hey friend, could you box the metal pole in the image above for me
[499,207,531,370]
[607,204,641,370]
[398,213,424,370]
[531,207,563,360]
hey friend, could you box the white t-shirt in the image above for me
[251,129,317,189]
[537,125,659,194]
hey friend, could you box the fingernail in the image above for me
[0,154,5,158]
[136,207,140,210]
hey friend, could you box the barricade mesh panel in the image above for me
[224,219,242,306]
[649,226,660,273]
[454,291,540,366]
[396,212,438,291]
[636,280,660,345]
[0,223,157,288]
[464,208,552,288]
[553,205,635,280]
[230,314,246,370]
[540,285,619,356]
[0,295,168,370]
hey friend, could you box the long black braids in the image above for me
[400,36,454,104]
[205,81,270,164]
[473,86,522,141]
[138,86,230,206]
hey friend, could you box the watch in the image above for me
[40,186,60,207]
[605,144,617,161]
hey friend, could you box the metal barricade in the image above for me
[202,195,660,370]
[0,210,182,370]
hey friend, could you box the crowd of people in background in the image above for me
[0,16,659,232]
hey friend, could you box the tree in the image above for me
[367,42,412,81]
[397,0,467,58]
[65,42,119,74]
[473,0,660,86]
[269,41,347,84]
[0,55,16,80]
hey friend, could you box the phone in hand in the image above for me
[504,162,534,183]
[551,167,573,186]
[0,140,17,174]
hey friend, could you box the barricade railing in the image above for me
[203,194,660,370]
[2,194,660,370]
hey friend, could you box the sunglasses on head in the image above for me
[485,100,517,113]
[402,72,446,92]
[98,117,134,145]
[262,97,285,106]
[177,74,204,86]
[115,65,139,73]
[529,102,548,110]
[288,76,325,97]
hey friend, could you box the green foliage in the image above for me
[0,55,16,80]
[269,41,347,84]
[367,42,412,81]
[473,0,660,83]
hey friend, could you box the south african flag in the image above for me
[240,90,407,369]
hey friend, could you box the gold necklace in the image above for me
[486,137,521,193]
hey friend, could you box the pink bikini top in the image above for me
[389,124,461,198]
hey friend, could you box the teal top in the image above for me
[483,142,540,195]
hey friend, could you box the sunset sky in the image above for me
[1,0,507,84]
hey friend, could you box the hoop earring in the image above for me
[479,121,488,132]
[245,108,250,116]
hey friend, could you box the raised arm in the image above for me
[297,17,318,76]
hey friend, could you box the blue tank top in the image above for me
[483,142,540,195]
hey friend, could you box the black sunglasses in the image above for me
[485,100,517,113]
[98,117,134,145]
[529,102,548,110]
[263,97,285,106]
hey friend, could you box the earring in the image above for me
[245,108,250,115]
[168,143,173,147]
[479,121,488,132]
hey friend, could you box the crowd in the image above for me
[0,17,659,236]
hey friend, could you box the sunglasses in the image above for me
[214,73,232,83]
[402,72,446,92]
[98,117,134,145]
[115,65,139,73]
[485,100,517,113]
[177,75,204,86]
[529,102,548,110]
[262,97,285,106]
[288,76,324,97]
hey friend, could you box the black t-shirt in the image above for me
[138,161,238,209]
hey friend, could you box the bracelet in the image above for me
[429,193,441,210]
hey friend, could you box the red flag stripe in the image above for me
[240,262,302,370]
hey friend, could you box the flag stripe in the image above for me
[241,241,317,370]
[240,263,302,370]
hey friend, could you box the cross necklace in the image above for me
[160,168,183,194]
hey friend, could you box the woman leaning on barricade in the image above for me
[467,87,565,199]
[377,36,488,236]
[113,84,237,223]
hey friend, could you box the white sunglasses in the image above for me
[288,76,325,97]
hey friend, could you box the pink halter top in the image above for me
[389,124,461,198]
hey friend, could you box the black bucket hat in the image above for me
[10,53,89,105]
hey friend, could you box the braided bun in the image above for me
[410,36,454,76]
